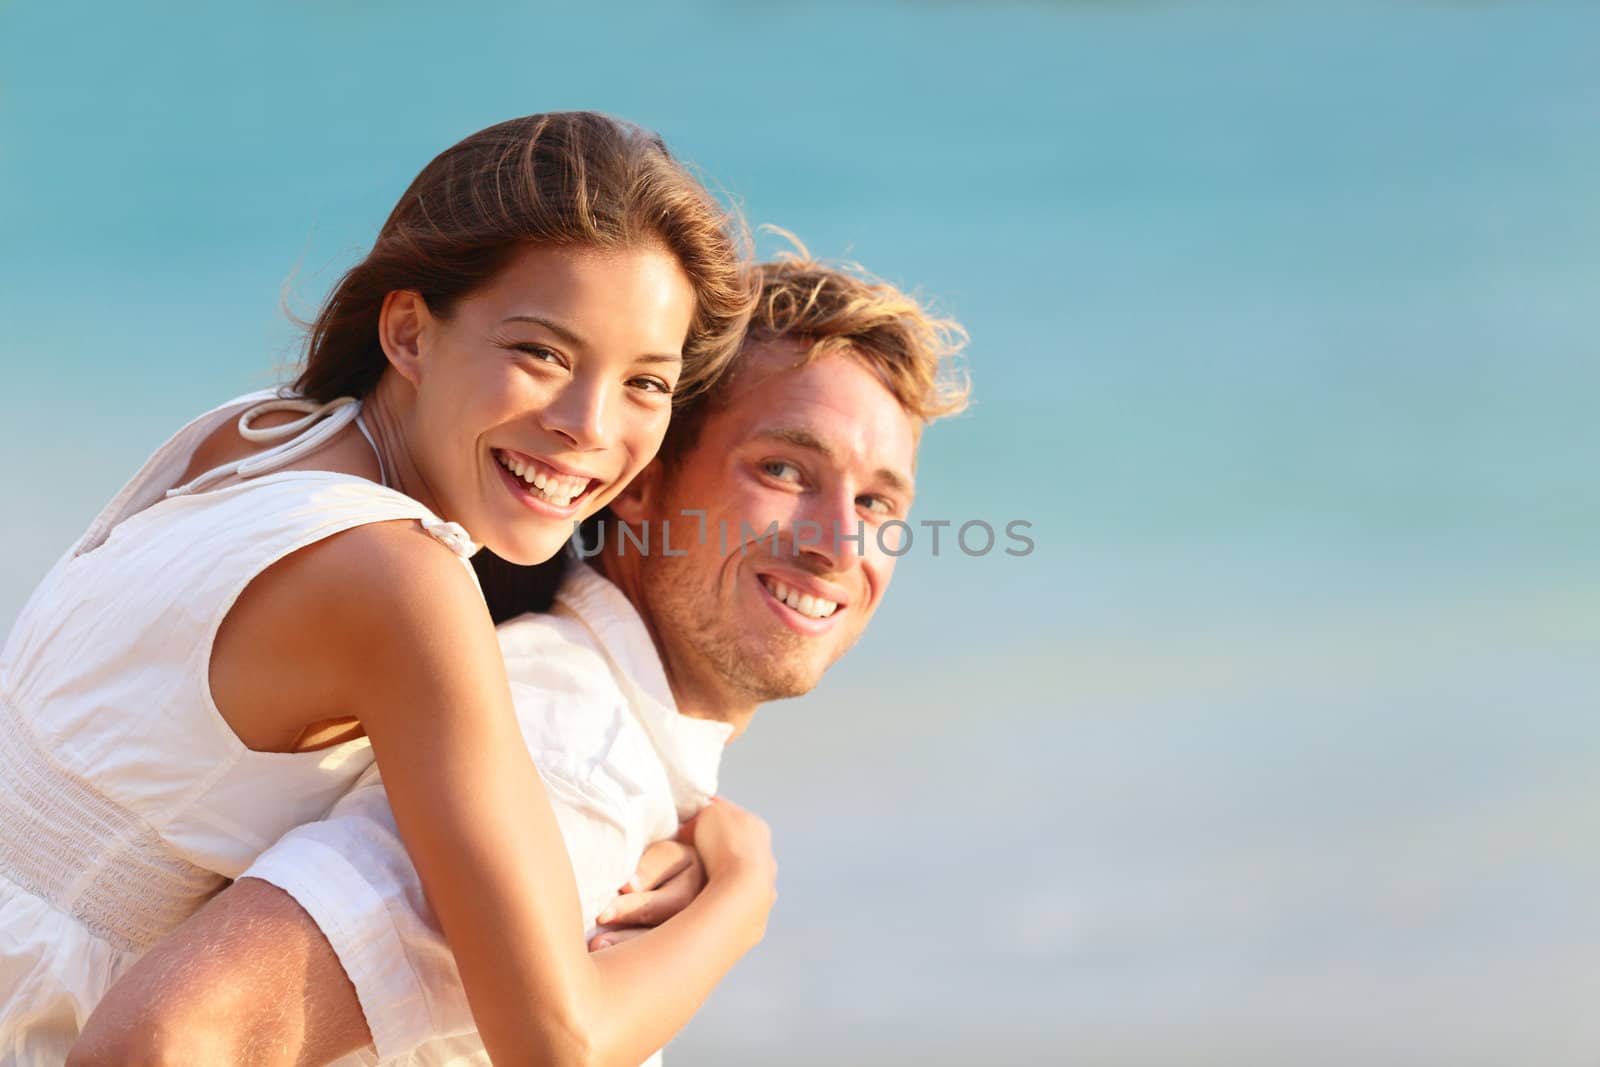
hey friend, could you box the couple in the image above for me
[0,111,966,1065]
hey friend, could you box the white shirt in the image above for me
[240,561,733,1065]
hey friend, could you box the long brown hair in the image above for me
[295,111,754,404]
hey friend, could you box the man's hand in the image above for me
[588,837,708,952]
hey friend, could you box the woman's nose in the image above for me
[540,377,610,450]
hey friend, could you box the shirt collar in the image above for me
[554,560,733,817]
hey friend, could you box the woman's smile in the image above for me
[492,447,602,515]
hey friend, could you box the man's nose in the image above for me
[794,487,864,569]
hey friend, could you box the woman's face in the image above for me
[396,242,698,564]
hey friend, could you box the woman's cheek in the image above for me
[624,412,671,479]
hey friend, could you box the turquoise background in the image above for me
[4,2,1599,1063]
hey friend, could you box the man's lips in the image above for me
[756,571,848,627]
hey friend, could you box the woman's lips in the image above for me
[492,449,599,517]
[493,448,598,509]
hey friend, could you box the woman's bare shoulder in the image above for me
[291,523,509,735]
[254,521,488,652]
[211,520,494,749]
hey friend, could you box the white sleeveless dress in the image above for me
[0,390,479,1065]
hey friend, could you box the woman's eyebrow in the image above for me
[501,314,585,348]
[501,316,682,364]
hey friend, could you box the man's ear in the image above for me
[608,460,666,524]
[377,290,431,387]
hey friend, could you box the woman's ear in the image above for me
[377,290,431,386]
[607,461,665,524]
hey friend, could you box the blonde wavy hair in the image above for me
[661,234,970,461]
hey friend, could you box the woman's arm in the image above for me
[263,522,772,1066]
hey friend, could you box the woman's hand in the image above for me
[682,798,777,906]
[685,797,775,880]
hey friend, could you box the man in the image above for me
[70,254,969,1065]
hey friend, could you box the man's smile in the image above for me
[755,571,850,633]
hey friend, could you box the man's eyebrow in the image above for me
[754,427,914,495]
[501,314,682,365]
[874,466,914,496]
[757,426,832,456]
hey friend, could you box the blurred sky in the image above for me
[3,2,1599,1064]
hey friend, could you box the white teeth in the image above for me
[763,577,839,620]
[497,452,590,506]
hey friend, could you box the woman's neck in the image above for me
[363,375,444,518]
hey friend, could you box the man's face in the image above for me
[635,341,919,703]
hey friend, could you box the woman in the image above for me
[0,112,774,1065]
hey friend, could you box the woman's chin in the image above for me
[478,522,573,567]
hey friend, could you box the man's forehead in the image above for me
[712,342,920,484]
[720,338,819,397]
[720,340,883,417]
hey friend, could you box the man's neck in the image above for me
[594,545,757,741]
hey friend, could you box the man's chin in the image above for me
[705,613,844,702]
[744,677,820,703]
[733,654,828,704]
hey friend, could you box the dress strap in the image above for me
[353,410,391,489]
[165,396,365,498]
[157,393,479,558]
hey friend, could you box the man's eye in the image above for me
[761,460,803,484]
[859,495,893,515]
[629,376,674,395]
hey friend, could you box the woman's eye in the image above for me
[761,460,803,485]
[514,344,565,367]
